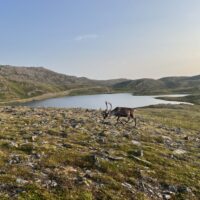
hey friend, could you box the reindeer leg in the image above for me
[125,112,131,124]
[119,118,125,126]
[115,116,120,125]
[131,117,137,127]
[126,116,130,124]
[130,114,137,127]
[116,117,124,125]
[134,117,137,127]
[126,117,130,124]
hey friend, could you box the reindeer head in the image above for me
[102,101,112,119]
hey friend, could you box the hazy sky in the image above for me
[0,0,200,79]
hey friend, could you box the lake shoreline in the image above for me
[0,87,194,107]
[0,86,115,106]
[21,93,193,109]
[155,94,199,105]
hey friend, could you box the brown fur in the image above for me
[102,102,137,126]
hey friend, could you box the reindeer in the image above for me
[102,101,137,126]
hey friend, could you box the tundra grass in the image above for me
[0,105,199,199]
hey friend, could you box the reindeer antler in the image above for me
[105,101,108,111]
[107,102,112,111]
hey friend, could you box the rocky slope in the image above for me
[0,104,199,199]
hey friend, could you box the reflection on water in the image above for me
[23,93,191,109]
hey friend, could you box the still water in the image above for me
[23,93,190,109]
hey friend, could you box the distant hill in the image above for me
[0,65,199,102]
[0,65,91,101]
[0,65,124,102]
[113,75,200,95]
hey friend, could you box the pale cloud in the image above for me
[74,34,99,41]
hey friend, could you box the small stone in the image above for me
[45,180,58,188]
[162,136,172,141]
[62,143,72,148]
[27,162,35,168]
[123,132,132,138]
[132,150,143,157]
[177,185,192,193]
[163,194,171,200]
[131,140,141,146]
[9,154,21,164]
[32,153,41,159]
[10,141,19,148]
[168,185,177,193]
[122,182,132,190]
[97,137,106,144]
[51,180,58,187]
[183,136,189,140]
[16,178,28,184]
[107,156,124,161]
[173,149,186,155]
[33,130,43,135]
[85,170,92,178]
[32,135,37,141]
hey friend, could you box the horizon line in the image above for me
[0,64,199,81]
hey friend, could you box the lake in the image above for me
[23,93,191,109]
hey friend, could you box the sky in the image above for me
[0,0,200,79]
